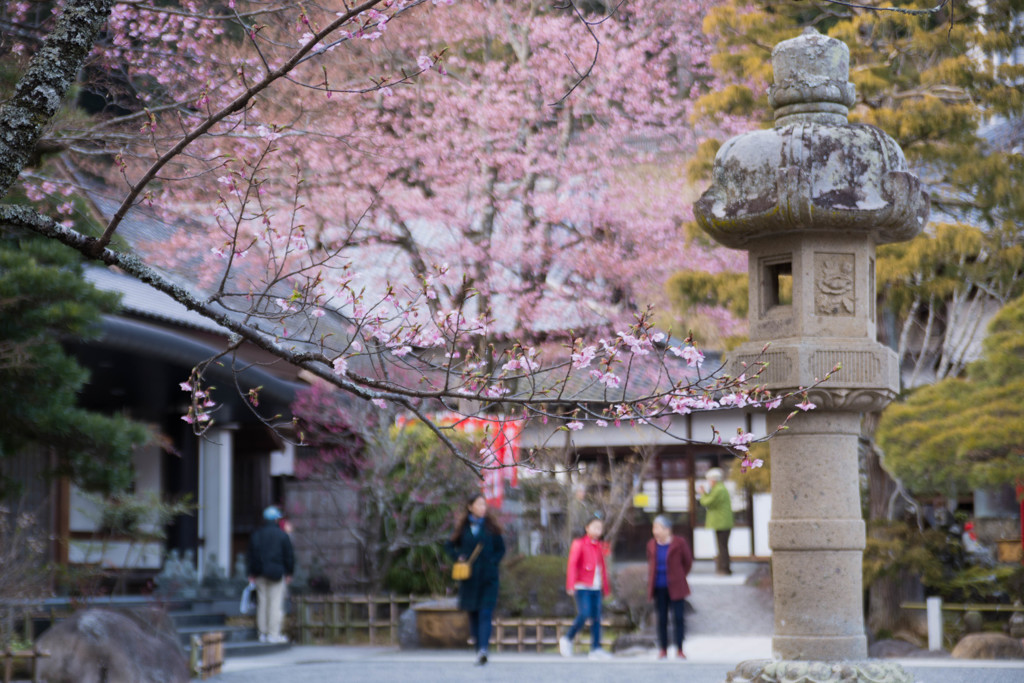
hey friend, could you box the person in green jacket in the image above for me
[698,468,734,575]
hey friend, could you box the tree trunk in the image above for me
[864,411,922,639]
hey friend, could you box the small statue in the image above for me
[201,552,227,593]
[234,552,248,582]
[180,549,199,598]
[154,549,183,596]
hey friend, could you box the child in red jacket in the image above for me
[559,516,612,659]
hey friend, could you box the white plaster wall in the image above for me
[68,540,164,569]
[694,527,752,560]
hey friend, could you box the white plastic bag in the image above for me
[240,581,257,614]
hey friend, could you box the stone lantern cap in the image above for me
[695,28,929,248]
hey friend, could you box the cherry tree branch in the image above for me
[96,0,388,253]
[0,0,114,198]
[820,0,951,16]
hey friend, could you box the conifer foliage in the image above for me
[877,292,1024,496]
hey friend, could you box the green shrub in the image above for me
[383,543,451,595]
[498,555,574,618]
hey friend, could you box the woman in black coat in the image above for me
[445,493,505,666]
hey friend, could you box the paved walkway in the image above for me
[210,646,1024,683]
[207,561,1024,683]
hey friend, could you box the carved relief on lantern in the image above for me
[814,252,855,316]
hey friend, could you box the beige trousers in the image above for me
[255,576,287,638]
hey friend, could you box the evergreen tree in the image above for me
[0,227,149,498]
[877,292,1024,495]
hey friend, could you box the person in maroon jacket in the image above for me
[647,515,693,660]
[559,516,612,659]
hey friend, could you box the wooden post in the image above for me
[189,635,200,679]
[296,598,307,647]
[389,593,398,645]
[368,595,375,646]
[344,597,352,644]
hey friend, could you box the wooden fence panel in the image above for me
[296,595,623,652]
[1,647,48,683]
[190,631,224,680]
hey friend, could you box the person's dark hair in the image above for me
[450,493,503,542]
[584,515,603,530]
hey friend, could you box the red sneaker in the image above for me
[657,649,668,659]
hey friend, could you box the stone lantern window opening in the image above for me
[763,257,794,312]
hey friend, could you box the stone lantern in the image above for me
[694,29,928,682]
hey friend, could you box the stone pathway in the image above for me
[686,561,774,637]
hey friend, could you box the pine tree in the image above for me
[877,292,1024,495]
[0,227,149,498]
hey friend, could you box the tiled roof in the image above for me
[84,266,228,335]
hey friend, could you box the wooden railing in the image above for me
[901,601,1024,613]
[1,647,49,683]
[491,617,616,653]
[189,631,224,680]
[296,594,622,652]
[297,594,426,645]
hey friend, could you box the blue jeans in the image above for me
[566,589,602,650]
[468,608,493,653]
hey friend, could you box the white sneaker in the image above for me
[268,634,289,644]
[558,636,573,657]
[588,648,612,660]
[258,633,268,643]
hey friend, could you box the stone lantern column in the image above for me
[694,29,929,682]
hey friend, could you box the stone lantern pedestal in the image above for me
[694,28,929,683]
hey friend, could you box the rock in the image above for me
[1010,608,1024,639]
[398,607,419,650]
[413,599,468,649]
[869,638,929,658]
[963,610,984,633]
[951,632,1024,660]
[37,608,190,683]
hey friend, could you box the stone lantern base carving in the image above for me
[726,659,914,683]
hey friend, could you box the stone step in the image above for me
[169,610,230,628]
[223,640,292,658]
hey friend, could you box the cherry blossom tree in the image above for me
[1,0,809,467]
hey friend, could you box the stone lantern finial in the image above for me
[770,28,856,124]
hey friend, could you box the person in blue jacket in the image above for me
[446,493,505,666]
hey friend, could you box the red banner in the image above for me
[446,415,521,509]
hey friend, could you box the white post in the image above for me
[199,428,234,577]
[926,596,943,651]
